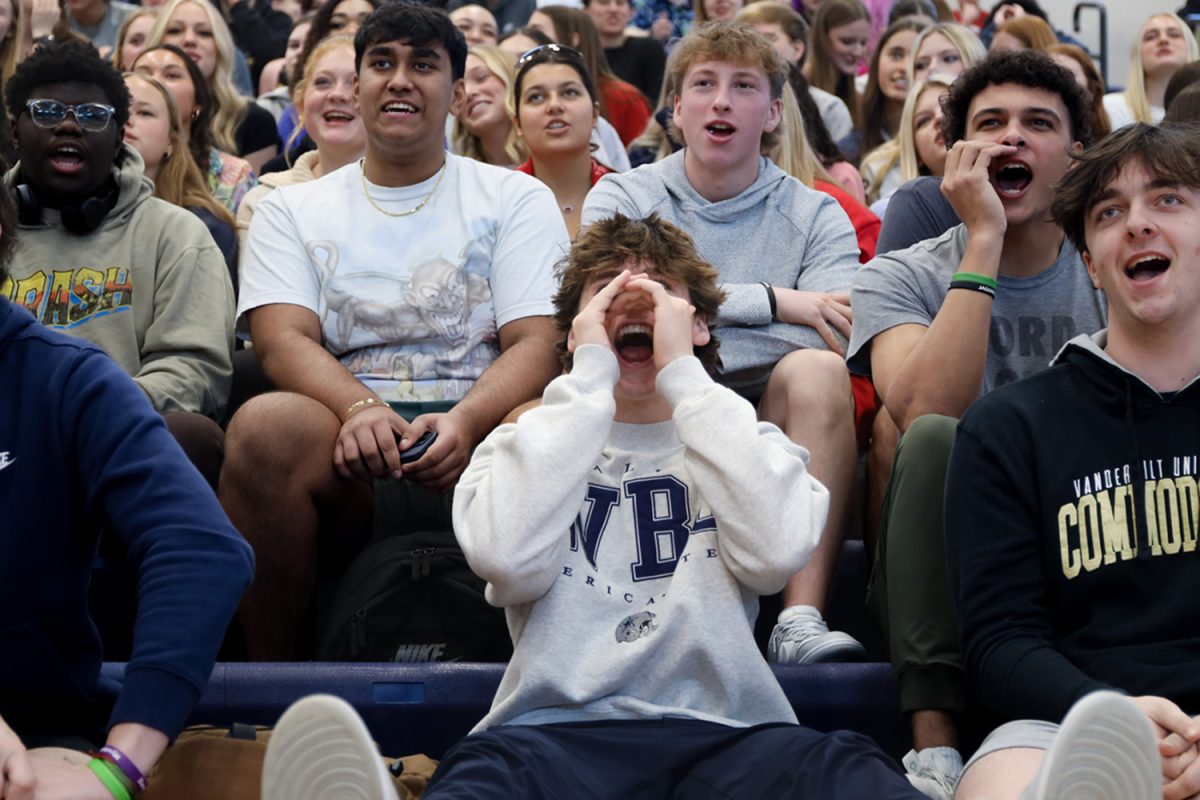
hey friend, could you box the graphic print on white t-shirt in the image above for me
[319,239,498,404]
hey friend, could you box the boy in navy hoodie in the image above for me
[0,173,253,799]
[948,123,1200,798]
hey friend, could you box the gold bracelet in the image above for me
[343,396,387,422]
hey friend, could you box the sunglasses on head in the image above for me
[24,99,116,132]
[517,43,584,68]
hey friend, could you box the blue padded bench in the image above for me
[101,662,905,759]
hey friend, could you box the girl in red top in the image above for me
[514,44,614,240]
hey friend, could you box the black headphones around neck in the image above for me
[16,179,120,236]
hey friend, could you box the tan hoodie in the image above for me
[2,145,235,418]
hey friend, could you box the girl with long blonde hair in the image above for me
[860,72,953,211]
[452,44,527,167]
[148,0,280,171]
[1103,13,1199,128]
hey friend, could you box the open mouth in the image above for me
[546,119,570,132]
[991,162,1032,197]
[1125,254,1170,282]
[705,121,735,139]
[49,143,84,173]
[323,110,355,123]
[614,323,654,364]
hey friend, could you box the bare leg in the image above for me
[219,392,371,660]
[758,349,857,613]
[954,749,1044,800]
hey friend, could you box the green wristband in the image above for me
[951,271,998,290]
[87,757,135,800]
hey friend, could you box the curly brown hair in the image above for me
[553,214,726,376]
[940,49,1092,147]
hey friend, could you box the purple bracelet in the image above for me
[98,746,148,792]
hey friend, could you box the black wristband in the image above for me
[761,282,777,321]
[948,279,997,299]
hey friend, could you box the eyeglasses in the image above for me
[517,43,585,68]
[24,99,117,132]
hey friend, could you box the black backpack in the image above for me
[317,529,512,663]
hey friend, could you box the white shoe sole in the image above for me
[769,631,867,664]
[1027,691,1159,800]
[262,694,399,800]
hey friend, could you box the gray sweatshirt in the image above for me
[582,152,860,395]
[452,346,829,732]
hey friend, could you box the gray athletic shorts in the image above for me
[962,719,1060,778]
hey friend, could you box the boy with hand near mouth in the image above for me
[260,214,929,800]
[846,50,1106,797]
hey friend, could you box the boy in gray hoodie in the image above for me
[582,21,865,666]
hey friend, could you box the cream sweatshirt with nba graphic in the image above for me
[452,345,829,732]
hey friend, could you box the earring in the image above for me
[191,108,200,122]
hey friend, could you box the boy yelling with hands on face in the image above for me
[261,214,930,799]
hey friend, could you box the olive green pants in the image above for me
[866,414,966,716]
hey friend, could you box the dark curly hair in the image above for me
[355,2,467,81]
[5,39,130,129]
[554,214,726,377]
[940,49,1092,148]
[1051,122,1200,255]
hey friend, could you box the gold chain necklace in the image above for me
[359,158,446,217]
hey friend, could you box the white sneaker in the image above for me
[767,606,866,664]
[1023,691,1159,800]
[262,694,400,800]
[903,747,962,800]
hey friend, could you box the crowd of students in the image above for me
[3,0,1200,797]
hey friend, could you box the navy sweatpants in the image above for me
[423,717,923,799]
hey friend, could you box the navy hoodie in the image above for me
[0,299,253,740]
[947,331,1200,722]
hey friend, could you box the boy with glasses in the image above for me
[1,38,234,486]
